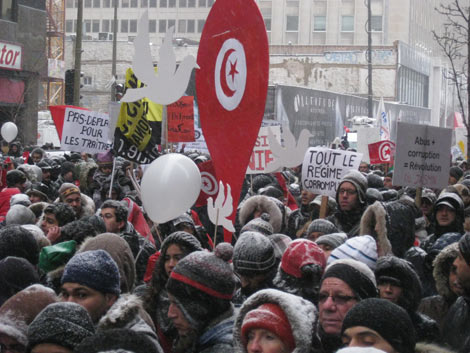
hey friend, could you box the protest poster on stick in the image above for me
[246,126,281,174]
[167,96,195,142]
[61,107,112,154]
[302,147,363,197]
[393,122,452,188]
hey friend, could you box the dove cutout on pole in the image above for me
[207,181,235,233]
[121,11,199,105]
[264,125,312,173]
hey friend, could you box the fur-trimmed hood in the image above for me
[433,243,459,301]
[414,342,456,353]
[53,192,95,219]
[77,160,98,191]
[238,195,283,233]
[360,199,417,257]
[233,288,319,353]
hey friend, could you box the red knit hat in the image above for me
[281,239,326,278]
[241,303,295,351]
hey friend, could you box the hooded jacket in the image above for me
[418,243,460,331]
[233,288,321,353]
[238,195,283,234]
[442,295,470,353]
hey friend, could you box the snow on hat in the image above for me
[59,183,80,199]
[342,298,416,353]
[327,235,378,271]
[241,303,295,352]
[27,302,95,351]
[311,195,337,210]
[61,250,121,296]
[96,150,113,166]
[435,192,464,217]
[315,232,348,249]
[306,219,338,237]
[458,232,470,265]
[0,225,39,266]
[450,166,464,181]
[321,259,377,300]
[10,193,31,207]
[268,233,292,260]
[233,232,277,276]
[367,173,384,189]
[337,170,368,205]
[280,239,326,278]
[166,247,235,327]
[171,213,195,228]
[240,213,274,236]
[0,284,57,347]
[421,188,437,204]
[5,205,36,226]
[0,257,39,307]
[336,348,386,353]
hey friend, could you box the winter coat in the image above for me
[238,195,283,234]
[196,306,236,353]
[327,207,364,238]
[77,160,98,197]
[360,198,418,257]
[375,256,440,343]
[418,243,460,331]
[415,342,458,353]
[97,294,163,353]
[0,187,20,221]
[287,205,311,239]
[233,288,321,353]
[91,168,131,209]
[404,246,437,298]
[442,295,470,352]
[120,222,156,284]
[54,192,95,219]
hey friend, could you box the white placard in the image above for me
[393,122,452,188]
[61,107,112,154]
[302,147,363,197]
[246,125,281,174]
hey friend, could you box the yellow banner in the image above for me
[117,68,163,151]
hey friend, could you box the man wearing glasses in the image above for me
[318,259,378,353]
[327,170,368,237]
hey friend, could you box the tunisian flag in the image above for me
[368,140,395,165]
[195,160,218,208]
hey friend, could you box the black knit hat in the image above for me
[27,302,95,351]
[342,298,416,353]
[74,328,161,353]
[166,248,235,328]
[458,232,470,265]
[233,232,277,276]
[306,219,338,236]
[61,250,121,295]
[0,225,39,266]
[160,231,203,255]
[240,213,274,236]
[321,259,377,300]
[0,257,39,306]
[6,169,26,187]
[367,173,384,189]
[337,170,368,205]
[450,166,464,181]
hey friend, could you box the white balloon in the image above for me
[1,122,18,143]
[141,153,201,224]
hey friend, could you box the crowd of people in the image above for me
[0,141,470,353]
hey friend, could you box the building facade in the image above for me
[0,0,47,145]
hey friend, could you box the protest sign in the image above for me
[393,122,452,188]
[302,147,363,197]
[167,96,195,142]
[61,107,112,154]
[179,128,209,154]
[246,126,281,174]
[368,140,395,165]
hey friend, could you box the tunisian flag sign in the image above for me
[368,140,395,165]
[196,0,269,242]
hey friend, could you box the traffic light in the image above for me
[65,69,75,105]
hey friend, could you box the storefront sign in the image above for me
[0,41,22,71]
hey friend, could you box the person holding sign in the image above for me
[327,171,368,238]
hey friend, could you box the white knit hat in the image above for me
[327,235,378,271]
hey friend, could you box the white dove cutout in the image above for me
[264,125,312,173]
[121,11,199,105]
[207,181,235,233]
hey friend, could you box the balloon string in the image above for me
[153,223,163,246]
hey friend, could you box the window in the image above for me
[187,19,195,32]
[160,0,167,6]
[207,0,213,6]
[178,19,186,33]
[159,19,167,33]
[168,19,175,29]
[84,20,92,33]
[286,15,298,31]
[131,0,137,7]
[188,0,195,7]
[313,15,326,31]
[371,15,383,31]
[149,19,156,32]
[103,0,110,7]
[92,19,100,32]
[66,19,74,32]
[264,18,271,31]
[102,19,110,32]
[84,76,92,86]
[179,0,186,6]
[149,0,156,6]
[197,19,205,33]
[169,0,176,7]
[198,0,205,6]
[121,19,128,32]
[341,15,354,31]
[141,0,148,6]
[93,0,100,7]
[84,0,92,7]
[121,0,129,7]
[130,19,137,32]
[66,0,74,8]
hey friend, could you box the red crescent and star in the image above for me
[220,48,237,97]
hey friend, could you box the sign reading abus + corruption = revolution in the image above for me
[393,122,452,188]
[302,147,363,197]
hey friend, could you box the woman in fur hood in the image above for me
[233,288,322,353]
